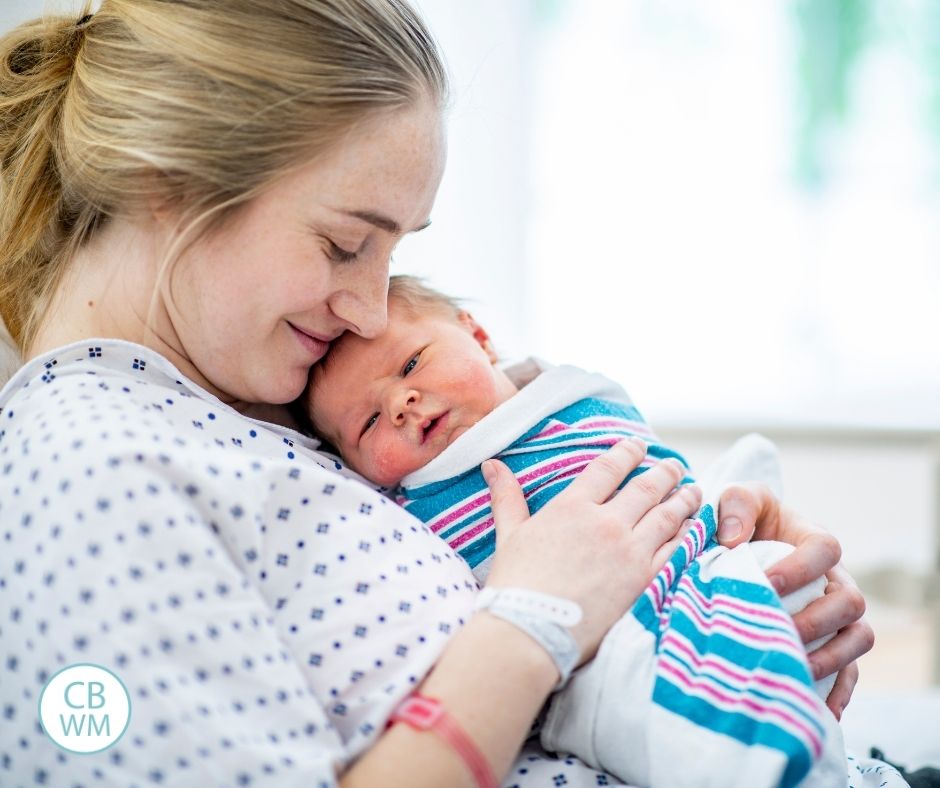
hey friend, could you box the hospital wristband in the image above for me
[473,586,582,690]
[389,692,498,788]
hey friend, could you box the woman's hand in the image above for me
[482,437,702,665]
[716,482,875,719]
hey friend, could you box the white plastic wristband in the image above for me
[474,587,582,690]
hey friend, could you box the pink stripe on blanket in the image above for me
[524,434,641,450]
[449,515,495,549]
[429,491,493,532]
[444,463,593,548]
[673,594,805,653]
[576,418,656,438]
[442,472,589,551]
[682,583,795,628]
[658,660,823,757]
[515,452,601,485]
[663,632,822,720]
[430,451,609,540]
[530,422,568,440]
[524,462,587,492]
[645,516,706,614]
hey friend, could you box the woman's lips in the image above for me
[288,322,329,360]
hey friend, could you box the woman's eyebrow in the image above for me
[341,209,431,235]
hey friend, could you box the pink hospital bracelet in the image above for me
[388,692,498,788]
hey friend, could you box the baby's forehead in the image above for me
[311,333,374,389]
[314,298,457,384]
[387,295,456,325]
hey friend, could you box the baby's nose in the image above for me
[390,389,420,424]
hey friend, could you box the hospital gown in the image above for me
[0,340,906,787]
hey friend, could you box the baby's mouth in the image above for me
[420,412,449,444]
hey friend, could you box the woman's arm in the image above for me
[344,440,702,786]
[344,612,558,787]
[716,482,875,719]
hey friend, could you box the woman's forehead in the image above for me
[290,102,445,218]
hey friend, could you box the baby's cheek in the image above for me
[455,364,505,408]
[369,438,425,488]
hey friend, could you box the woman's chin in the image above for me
[249,371,310,408]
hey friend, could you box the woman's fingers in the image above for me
[715,482,777,547]
[566,437,648,503]
[482,459,530,547]
[649,517,695,568]
[794,566,873,689]
[823,662,860,721]
[807,620,874,684]
[792,576,867,648]
[764,531,842,596]
[633,485,702,554]
[610,455,690,526]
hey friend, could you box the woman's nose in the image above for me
[330,259,390,339]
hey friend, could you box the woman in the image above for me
[0,1,872,786]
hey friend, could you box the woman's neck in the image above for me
[27,214,239,407]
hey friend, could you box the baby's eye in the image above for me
[402,353,420,375]
[361,413,378,437]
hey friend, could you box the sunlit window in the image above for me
[526,0,940,428]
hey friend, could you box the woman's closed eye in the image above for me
[327,239,360,263]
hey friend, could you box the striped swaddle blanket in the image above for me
[397,361,834,787]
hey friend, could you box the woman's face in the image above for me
[170,101,446,407]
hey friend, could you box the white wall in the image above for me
[527,1,940,433]
[397,1,535,359]
[0,0,65,30]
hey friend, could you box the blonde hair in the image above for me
[387,273,463,319]
[0,0,448,353]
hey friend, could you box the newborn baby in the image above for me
[303,275,847,788]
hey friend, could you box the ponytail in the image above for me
[0,4,96,350]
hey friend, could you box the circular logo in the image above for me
[38,663,131,754]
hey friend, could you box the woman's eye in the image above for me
[327,240,359,263]
[362,413,378,435]
[402,353,420,376]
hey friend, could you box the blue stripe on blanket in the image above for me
[653,679,814,787]
[399,396,823,785]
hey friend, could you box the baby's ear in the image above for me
[457,311,498,363]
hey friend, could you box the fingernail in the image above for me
[627,436,646,450]
[717,516,742,541]
[769,574,785,593]
[684,483,702,502]
[481,460,497,485]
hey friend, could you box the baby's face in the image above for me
[308,300,518,487]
